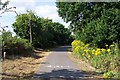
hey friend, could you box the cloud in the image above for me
[35,5,70,27]
[1,0,35,17]
[3,0,35,15]
[9,0,35,9]
[35,5,57,17]
[1,0,70,32]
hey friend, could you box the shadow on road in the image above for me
[2,71,117,80]
[34,69,117,80]
[35,69,86,78]
[52,46,71,52]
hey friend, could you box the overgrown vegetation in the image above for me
[56,2,120,79]
[71,40,120,78]
[1,1,72,57]
[12,11,73,49]
[1,0,74,79]
[56,2,120,48]
[2,31,33,56]
[1,1,120,79]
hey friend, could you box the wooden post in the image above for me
[3,52,6,59]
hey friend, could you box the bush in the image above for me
[71,40,120,78]
[7,37,32,55]
[2,32,33,56]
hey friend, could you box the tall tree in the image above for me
[12,11,41,46]
[56,2,120,31]
[56,2,120,47]
[12,11,72,48]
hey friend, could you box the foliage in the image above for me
[0,0,9,15]
[103,71,116,78]
[2,31,32,56]
[0,0,16,16]
[71,40,120,78]
[12,11,72,48]
[56,2,120,48]
[57,2,120,78]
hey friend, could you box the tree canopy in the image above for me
[12,11,72,48]
[56,2,120,47]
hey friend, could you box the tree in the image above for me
[0,0,16,16]
[56,2,120,47]
[0,0,9,15]
[12,11,41,47]
[12,11,72,48]
[56,2,120,30]
[52,22,71,45]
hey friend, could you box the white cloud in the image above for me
[1,0,70,34]
[35,5,57,17]
[1,0,35,17]
[9,0,35,9]
[3,0,35,15]
[35,5,70,27]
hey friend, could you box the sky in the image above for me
[0,0,70,35]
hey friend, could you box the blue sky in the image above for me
[0,0,70,35]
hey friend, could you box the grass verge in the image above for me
[2,49,50,80]
[68,51,104,79]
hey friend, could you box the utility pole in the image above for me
[29,15,32,44]
[13,9,32,44]
[27,11,32,44]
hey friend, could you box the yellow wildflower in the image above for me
[92,50,95,54]
[101,48,106,51]
[82,53,84,56]
[75,46,81,53]
[71,40,80,50]
[88,55,91,58]
[95,50,101,56]
[107,49,110,53]
[96,48,101,51]
[84,50,89,54]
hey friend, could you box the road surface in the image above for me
[34,46,87,79]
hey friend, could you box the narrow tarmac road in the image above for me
[34,46,87,79]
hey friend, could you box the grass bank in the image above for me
[2,49,49,80]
